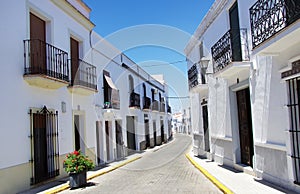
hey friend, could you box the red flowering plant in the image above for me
[63,150,94,174]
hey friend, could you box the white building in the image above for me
[0,0,171,193]
[185,0,300,192]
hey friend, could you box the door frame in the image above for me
[96,121,104,165]
[230,80,255,166]
[72,110,86,153]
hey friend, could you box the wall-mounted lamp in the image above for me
[200,57,212,75]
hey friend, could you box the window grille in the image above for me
[29,106,59,184]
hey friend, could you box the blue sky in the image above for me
[84,0,215,112]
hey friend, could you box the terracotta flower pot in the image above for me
[69,171,87,188]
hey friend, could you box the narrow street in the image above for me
[61,133,222,194]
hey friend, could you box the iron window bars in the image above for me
[28,106,59,185]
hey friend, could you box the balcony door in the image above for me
[70,38,79,85]
[229,2,242,61]
[30,13,46,73]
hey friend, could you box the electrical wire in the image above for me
[139,59,187,67]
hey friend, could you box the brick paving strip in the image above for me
[185,153,233,194]
[43,156,142,194]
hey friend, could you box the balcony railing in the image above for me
[24,39,69,82]
[70,59,97,90]
[250,0,300,48]
[152,100,159,111]
[143,97,151,110]
[129,92,140,108]
[160,102,166,112]
[211,29,249,73]
[188,64,199,89]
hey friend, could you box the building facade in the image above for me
[0,0,171,193]
[185,0,300,192]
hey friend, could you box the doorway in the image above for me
[202,105,210,152]
[74,114,84,152]
[126,116,136,153]
[153,121,157,146]
[96,121,103,165]
[160,119,164,143]
[145,118,150,148]
[105,121,111,161]
[115,120,123,159]
[236,88,254,166]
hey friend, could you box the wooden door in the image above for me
[202,105,210,152]
[70,38,79,85]
[229,2,242,61]
[33,113,48,183]
[105,121,110,161]
[236,88,254,166]
[126,116,136,151]
[145,119,150,148]
[153,121,157,146]
[160,120,164,143]
[30,13,46,73]
[115,120,123,159]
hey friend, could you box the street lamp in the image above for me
[199,57,211,74]
[198,57,211,84]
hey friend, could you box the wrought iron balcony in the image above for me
[143,97,151,110]
[250,0,300,49]
[188,63,207,91]
[188,64,199,89]
[23,39,69,88]
[160,102,166,112]
[151,100,159,111]
[129,92,141,108]
[69,59,97,90]
[211,29,249,73]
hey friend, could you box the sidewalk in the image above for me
[18,140,174,194]
[186,152,298,194]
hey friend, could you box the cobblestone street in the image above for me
[60,133,221,194]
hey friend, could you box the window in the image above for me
[103,71,120,109]
[29,106,59,184]
[286,77,300,185]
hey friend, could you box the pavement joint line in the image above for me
[185,153,234,194]
[44,156,142,194]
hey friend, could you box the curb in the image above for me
[185,153,234,194]
[44,156,142,194]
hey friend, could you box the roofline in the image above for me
[184,0,228,55]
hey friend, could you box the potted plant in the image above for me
[63,150,95,188]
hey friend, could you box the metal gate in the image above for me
[286,78,300,185]
[29,106,59,184]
